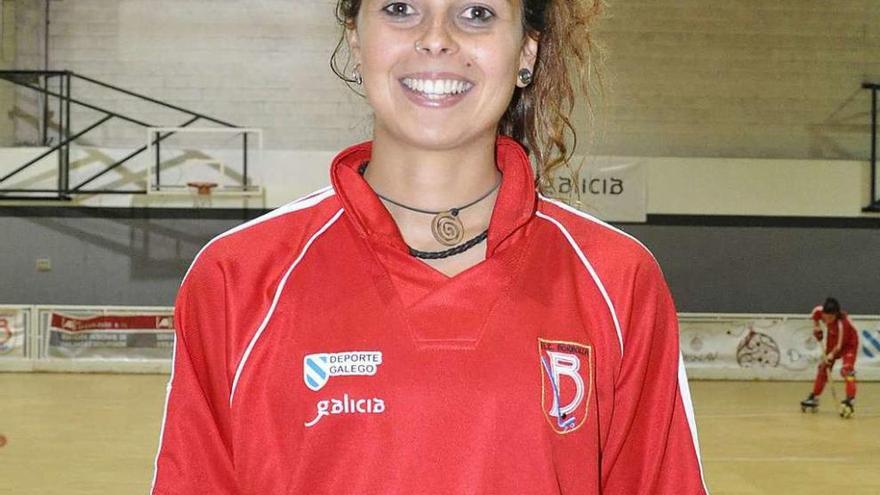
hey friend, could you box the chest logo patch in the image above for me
[303,351,383,391]
[539,339,593,434]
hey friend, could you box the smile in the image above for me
[398,74,475,108]
[401,78,474,98]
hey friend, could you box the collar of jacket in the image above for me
[329,134,538,257]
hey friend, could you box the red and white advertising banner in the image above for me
[680,315,880,380]
[0,307,29,359]
[45,311,174,361]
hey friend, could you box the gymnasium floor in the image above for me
[0,374,877,494]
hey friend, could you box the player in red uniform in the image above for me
[800,297,859,417]
[150,0,707,493]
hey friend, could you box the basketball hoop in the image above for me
[187,181,218,207]
[187,181,218,195]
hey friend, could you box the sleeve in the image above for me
[150,254,238,494]
[811,306,823,322]
[811,307,826,341]
[601,259,708,494]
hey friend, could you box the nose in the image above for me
[415,15,459,55]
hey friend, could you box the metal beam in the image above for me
[0,115,113,185]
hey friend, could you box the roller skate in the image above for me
[800,393,819,413]
[839,397,854,419]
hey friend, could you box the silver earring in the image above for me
[518,68,533,87]
[352,63,363,85]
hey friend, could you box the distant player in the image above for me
[800,297,859,417]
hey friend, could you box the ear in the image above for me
[345,22,361,65]
[517,34,539,88]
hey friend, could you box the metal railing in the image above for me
[864,82,879,212]
[0,70,253,200]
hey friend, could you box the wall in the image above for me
[0,0,17,145]
[0,213,231,305]
[2,1,878,313]
[39,0,370,150]
[626,221,880,313]
[11,0,45,146]
[644,157,871,216]
[594,0,880,159]
[0,147,874,216]
[8,0,877,159]
[2,211,878,314]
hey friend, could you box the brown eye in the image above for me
[461,5,495,23]
[382,2,415,17]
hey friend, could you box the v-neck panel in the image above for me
[350,215,536,350]
[330,134,538,348]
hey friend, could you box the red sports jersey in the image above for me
[151,135,708,494]
[811,306,859,353]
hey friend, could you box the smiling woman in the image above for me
[332,0,602,194]
[149,1,709,494]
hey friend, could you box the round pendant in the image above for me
[431,211,465,246]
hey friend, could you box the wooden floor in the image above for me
[0,374,877,494]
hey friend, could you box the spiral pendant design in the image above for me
[431,211,465,246]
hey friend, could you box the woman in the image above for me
[800,297,859,418]
[151,0,707,493]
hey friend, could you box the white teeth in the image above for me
[402,78,473,96]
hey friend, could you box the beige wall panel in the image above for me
[0,0,15,145]
[29,0,877,159]
[3,0,878,211]
[646,157,869,216]
[11,0,45,146]
[593,0,880,159]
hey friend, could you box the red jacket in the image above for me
[811,306,859,354]
[151,135,708,494]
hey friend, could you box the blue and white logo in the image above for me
[303,351,383,391]
[862,329,880,358]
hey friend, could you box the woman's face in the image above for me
[347,0,538,149]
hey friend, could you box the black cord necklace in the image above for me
[408,231,489,259]
[358,161,496,260]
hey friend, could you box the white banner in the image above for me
[0,307,28,359]
[551,157,647,222]
[42,309,174,361]
[680,314,880,380]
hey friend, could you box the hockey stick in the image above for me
[825,359,840,404]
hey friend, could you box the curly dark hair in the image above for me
[330,0,604,194]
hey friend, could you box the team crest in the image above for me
[539,338,592,434]
[303,351,383,391]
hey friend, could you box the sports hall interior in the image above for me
[0,1,878,494]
